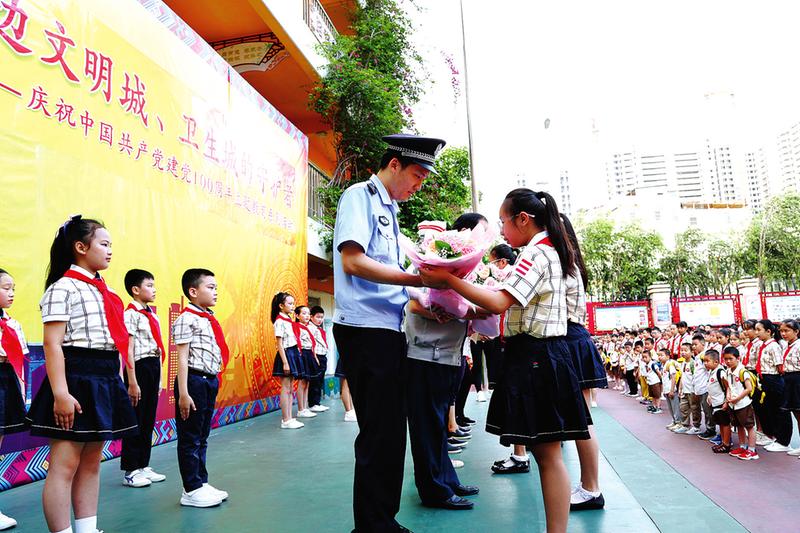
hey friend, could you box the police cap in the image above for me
[382,134,446,174]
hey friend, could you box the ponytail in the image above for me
[560,213,588,291]
[45,215,105,289]
[504,188,575,278]
[757,319,782,342]
[271,292,291,323]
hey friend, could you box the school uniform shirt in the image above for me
[737,345,747,360]
[645,361,661,386]
[273,314,298,349]
[298,323,314,350]
[171,303,223,375]
[624,352,638,371]
[759,339,783,375]
[309,323,328,356]
[726,363,753,410]
[693,355,709,395]
[502,231,567,338]
[783,339,800,373]
[609,351,619,366]
[744,339,762,370]
[39,264,116,351]
[0,310,29,357]
[638,359,648,378]
[655,337,669,353]
[706,366,727,409]
[123,301,162,361]
[681,357,696,395]
[662,359,678,391]
[565,272,587,326]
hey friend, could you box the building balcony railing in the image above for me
[308,162,329,221]
[303,0,338,44]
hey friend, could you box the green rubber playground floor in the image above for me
[0,393,745,532]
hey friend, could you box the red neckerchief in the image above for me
[743,340,754,367]
[313,324,328,348]
[63,269,130,365]
[296,323,316,353]
[182,307,230,371]
[784,339,797,363]
[0,313,25,380]
[276,314,302,347]
[126,303,166,363]
[756,339,776,377]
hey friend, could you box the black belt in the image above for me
[188,368,217,378]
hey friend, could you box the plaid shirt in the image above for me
[273,315,297,349]
[565,272,587,326]
[171,303,222,375]
[124,301,162,361]
[0,310,29,357]
[39,265,116,351]
[783,339,800,373]
[309,323,328,356]
[759,340,783,375]
[502,233,567,338]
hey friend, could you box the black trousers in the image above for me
[309,354,327,407]
[174,372,218,492]
[455,355,472,418]
[625,369,638,395]
[469,338,504,389]
[407,358,461,503]
[333,324,407,533]
[761,374,792,445]
[121,357,161,472]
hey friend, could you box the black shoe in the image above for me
[449,428,472,439]
[448,438,468,448]
[422,494,474,510]
[698,430,716,440]
[452,484,479,496]
[457,425,472,434]
[491,456,530,474]
[447,443,463,454]
[457,416,476,426]
[570,492,605,511]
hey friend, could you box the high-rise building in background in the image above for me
[776,121,800,194]
[558,170,572,216]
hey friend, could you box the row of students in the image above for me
[270,293,331,429]
[0,216,235,532]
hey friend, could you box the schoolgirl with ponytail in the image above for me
[779,319,800,454]
[271,292,305,429]
[420,189,589,533]
[27,215,138,533]
[755,319,793,452]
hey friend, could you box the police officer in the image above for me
[332,134,445,533]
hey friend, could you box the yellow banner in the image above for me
[0,0,308,413]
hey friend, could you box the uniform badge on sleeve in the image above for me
[378,216,390,226]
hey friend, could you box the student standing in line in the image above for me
[779,319,800,456]
[756,319,793,453]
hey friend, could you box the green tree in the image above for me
[659,228,712,296]
[742,193,800,286]
[397,146,472,235]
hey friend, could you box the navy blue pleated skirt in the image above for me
[27,347,138,442]
[0,362,27,435]
[272,345,305,379]
[565,321,608,390]
[486,334,591,447]
[301,348,320,380]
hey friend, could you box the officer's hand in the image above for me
[419,266,451,288]
[430,304,455,324]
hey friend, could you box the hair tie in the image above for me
[58,214,82,237]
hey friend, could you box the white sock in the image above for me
[74,516,97,533]
[511,454,528,462]
[54,527,74,533]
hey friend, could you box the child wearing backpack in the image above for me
[723,347,758,460]
[704,350,731,453]
[661,349,681,429]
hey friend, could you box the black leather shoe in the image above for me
[447,443,463,454]
[452,484,479,496]
[448,438,467,448]
[423,495,474,510]
[456,416,476,426]
[570,492,605,511]
[449,428,471,439]
[491,456,530,474]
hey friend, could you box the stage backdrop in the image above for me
[0,0,307,489]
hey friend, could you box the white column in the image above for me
[737,277,762,321]
[648,282,673,328]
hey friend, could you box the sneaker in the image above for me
[451,459,465,469]
[698,430,716,441]
[590,400,598,408]
[728,447,746,458]
[141,467,166,483]
[709,435,722,446]
[447,444,463,455]
[0,512,17,530]
[123,469,152,488]
[787,448,800,456]
[280,418,304,429]
[672,426,688,434]
[739,449,759,461]
[712,443,732,454]
[448,438,468,448]
[203,483,228,501]
[180,486,222,508]
[666,422,679,429]
[686,427,702,435]
[476,390,487,402]
[764,442,792,453]
[309,405,329,412]
[296,409,317,418]
[756,434,775,447]
[570,484,605,511]
[651,408,663,414]
[646,406,656,412]
[343,410,357,422]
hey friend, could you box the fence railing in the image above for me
[308,162,328,220]
[303,0,337,44]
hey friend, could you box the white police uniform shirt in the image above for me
[333,174,407,331]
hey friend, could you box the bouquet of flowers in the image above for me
[465,258,512,336]
[400,220,496,317]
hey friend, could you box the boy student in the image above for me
[308,305,330,413]
[691,335,716,440]
[675,343,701,434]
[172,269,230,508]
[121,269,167,488]
[704,350,732,453]
[623,342,638,396]
[723,347,758,460]
[644,351,663,414]
[661,349,681,428]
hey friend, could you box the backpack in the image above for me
[668,359,682,385]
[738,368,765,405]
